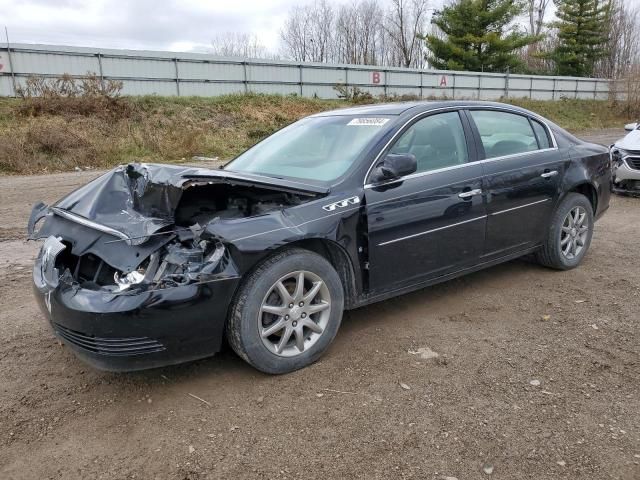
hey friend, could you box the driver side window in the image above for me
[389,111,469,174]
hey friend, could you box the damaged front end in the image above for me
[28,163,325,371]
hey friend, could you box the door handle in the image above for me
[458,188,482,199]
[541,170,558,178]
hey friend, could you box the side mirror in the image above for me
[370,153,417,183]
[624,122,638,132]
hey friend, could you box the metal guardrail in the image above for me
[0,43,613,100]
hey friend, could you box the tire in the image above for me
[226,248,344,374]
[536,192,594,270]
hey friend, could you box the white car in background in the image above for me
[611,122,640,195]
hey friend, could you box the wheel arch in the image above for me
[280,238,359,309]
[563,181,598,214]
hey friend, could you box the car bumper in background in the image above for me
[612,161,640,194]
[614,161,640,183]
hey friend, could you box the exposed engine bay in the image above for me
[175,183,305,225]
[28,163,324,294]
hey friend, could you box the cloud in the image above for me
[0,0,298,52]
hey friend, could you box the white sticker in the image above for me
[347,117,390,126]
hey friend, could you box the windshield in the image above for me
[225,115,392,182]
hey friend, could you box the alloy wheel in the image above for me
[560,206,589,260]
[258,271,331,357]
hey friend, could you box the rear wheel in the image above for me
[226,248,344,374]
[536,193,594,270]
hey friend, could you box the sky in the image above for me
[1,0,390,53]
[0,0,303,52]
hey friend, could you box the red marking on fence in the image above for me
[372,71,380,84]
[439,75,447,87]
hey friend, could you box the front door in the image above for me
[365,110,486,292]
[465,109,568,259]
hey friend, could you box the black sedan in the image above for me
[28,101,611,374]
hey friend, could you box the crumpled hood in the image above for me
[53,163,329,243]
[614,128,640,151]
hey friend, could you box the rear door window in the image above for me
[469,110,538,159]
[531,119,552,149]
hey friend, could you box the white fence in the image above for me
[0,43,612,100]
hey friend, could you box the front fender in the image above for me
[203,196,365,295]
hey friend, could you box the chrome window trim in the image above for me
[366,157,561,209]
[52,208,131,242]
[366,174,484,207]
[377,215,487,247]
[364,147,558,189]
[363,105,558,188]
[365,161,478,189]
[478,154,562,174]
[467,108,558,151]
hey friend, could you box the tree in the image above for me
[279,0,428,68]
[527,0,551,37]
[382,0,429,68]
[421,0,540,73]
[547,0,612,77]
[521,0,554,73]
[594,0,640,78]
[210,32,270,59]
[280,5,315,61]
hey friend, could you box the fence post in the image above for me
[173,58,180,96]
[575,79,579,99]
[504,67,510,98]
[344,66,348,97]
[552,78,556,100]
[529,77,533,99]
[5,39,17,96]
[383,69,387,97]
[97,52,105,89]
[299,64,303,96]
[242,61,248,93]
[420,70,423,99]
[477,74,481,100]
[452,73,456,99]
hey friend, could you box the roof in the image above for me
[312,100,533,117]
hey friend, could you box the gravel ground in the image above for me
[0,129,638,480]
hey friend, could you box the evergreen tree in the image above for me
[421,0,540,73]
[548,0,612,77]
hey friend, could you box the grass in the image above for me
[0,93,631,175]
[502,98,627,131]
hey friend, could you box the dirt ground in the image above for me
[0,129,638,480]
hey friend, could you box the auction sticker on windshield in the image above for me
[347,118,390,126]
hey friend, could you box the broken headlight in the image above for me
[113,239,228,292]
[114,269,145,291]
[610,147,629,169]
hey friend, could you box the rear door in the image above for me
[465,109,567,259]
[365,110,486,292]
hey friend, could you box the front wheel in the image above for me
[536,193,594,270]
[226,248,344,374]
